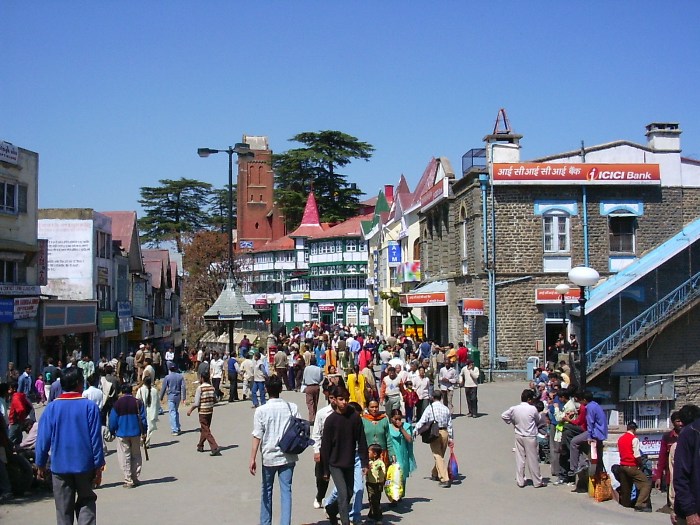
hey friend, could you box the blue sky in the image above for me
[3,2,700,213]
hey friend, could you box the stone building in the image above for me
[421,121,700,418]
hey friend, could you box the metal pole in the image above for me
[227,147,234,273]
[578,285,587,390]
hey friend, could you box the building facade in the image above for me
[0,141,41,373]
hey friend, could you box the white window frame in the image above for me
[543,213,570,253]
[609,215,636,255]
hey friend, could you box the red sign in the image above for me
[461,298,484,316]
[493,163,661,185]
[420,177,449,211]
[535,288,581,304]
[319,304,335,312]
[400,292,447,307]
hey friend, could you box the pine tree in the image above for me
[273,131,374,229]
[137,178,213,252]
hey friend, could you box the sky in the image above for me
[3,2,700,215]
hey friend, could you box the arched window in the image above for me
[413,238,421,261]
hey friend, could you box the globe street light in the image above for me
[568,266,600,390]
[554,283,570,366]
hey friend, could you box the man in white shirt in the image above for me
[501,389,543,488]
[240,352,255,401]
[210,352,225,401]
[438,361,458,414]
[415,391,454,488]
[459,360,480,417]
[250,375,299,525]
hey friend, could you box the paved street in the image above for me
[2,380,670,524]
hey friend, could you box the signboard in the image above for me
[535,288,582,304]
[387,241,402,267]
[638,433,663,456]
[119,316,134,333]
[400,261,421,283]
[239,240,254,249]
[98,311,118,331]
[400,292,447,308]
[420,177,450,212]
[117,301,132,318]
[461,298,485,316]
[254,298,269,310]
[0,141,19,165]
[37,239,48,286]
[492,163,661,186]
[38,219,93,299]
[0,299,13,323]
[0,284,41,295]
[14,297,39,319]
[319,303,335,312]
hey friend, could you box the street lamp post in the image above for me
[554,283,570,367]
[568,266,600,391]
[197,143,253,271]
[198,143,255,359]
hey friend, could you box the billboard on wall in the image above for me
[387,241,402,267]
[38,219,93,299]
[492,163,661,185]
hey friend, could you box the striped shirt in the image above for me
[415,400,453,439]
[193,383,217,415]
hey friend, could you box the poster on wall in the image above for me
[37,219,93,299]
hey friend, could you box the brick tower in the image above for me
[236,135,285,250]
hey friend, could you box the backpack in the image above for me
[278,402,314,455]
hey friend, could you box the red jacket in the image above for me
[9,392,32,425]
[618,431,640,467]
[652,429,679,483]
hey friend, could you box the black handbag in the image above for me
[420,405,441,443]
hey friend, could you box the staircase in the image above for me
[587,271,700,380]
[582,218,700,382]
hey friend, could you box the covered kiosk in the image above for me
[203,278,259,358]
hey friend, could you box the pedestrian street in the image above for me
[2,380,669,524]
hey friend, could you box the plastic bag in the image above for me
[384,463,404,502]
[448,445,459,480]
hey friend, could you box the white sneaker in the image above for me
[313,499,321,509]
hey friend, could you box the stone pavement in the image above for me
[1,380,671,524]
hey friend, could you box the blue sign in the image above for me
[0,299,13,323]
[239,240,254,249]
[117,301,132,318]
[387,241,402,267]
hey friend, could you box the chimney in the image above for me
[645,122,681,152]
[483,131,523,164]
[384,184,394,203]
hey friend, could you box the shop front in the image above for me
[0,290,41,372]
[400,280,449,343]
[40,300,97,363]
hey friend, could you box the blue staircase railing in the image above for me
[587,270,700,374]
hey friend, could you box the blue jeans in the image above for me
[325,453,364,523]
[261,463,294,525]
[252,381,266,407]
[168,398,181,433]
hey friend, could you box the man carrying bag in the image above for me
[415,391,454,488]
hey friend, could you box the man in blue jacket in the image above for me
[673,404,700,525]
[109,384,147,488]
[36,367,105,525]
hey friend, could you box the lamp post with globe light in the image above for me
[568,266,600,390]
[554,283,570,366]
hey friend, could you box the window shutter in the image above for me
[18,185,28,213]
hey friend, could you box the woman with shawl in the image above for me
[362,399,391,466]
[387,408,416,497]
[347,365,366,408]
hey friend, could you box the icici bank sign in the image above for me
[492,163,661,185]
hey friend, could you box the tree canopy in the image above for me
[273,130,374,229]
[138,178,234,252]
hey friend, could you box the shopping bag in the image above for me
[384,462,404,502]
[592,472,613,502]
[448,444,459,480]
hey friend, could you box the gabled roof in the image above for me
[102,211,144,272]
[290,192,327,238]
[310,214,374,240]
[143,249,172,289]
[374,191,391,214]
[256,236,295,252]
[144,259,164,289]
[395,174,411,196]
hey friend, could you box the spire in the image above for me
[300,191,321,226]
[290,191,325,238]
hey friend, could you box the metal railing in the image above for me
[587,271,700,374]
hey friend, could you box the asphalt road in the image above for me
[1,380,671,524]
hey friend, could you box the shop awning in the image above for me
[399,280,448,307]
[402,313,424,326]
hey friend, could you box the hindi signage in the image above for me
[493,163,661,186]
[461,298,485,316]
[535,288,581,304]
[0,141,19,165]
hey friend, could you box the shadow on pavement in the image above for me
[140,476,177,486]
[218,444,239,452]
[148,440,178,449]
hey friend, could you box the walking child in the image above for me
[366,444,387,523]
